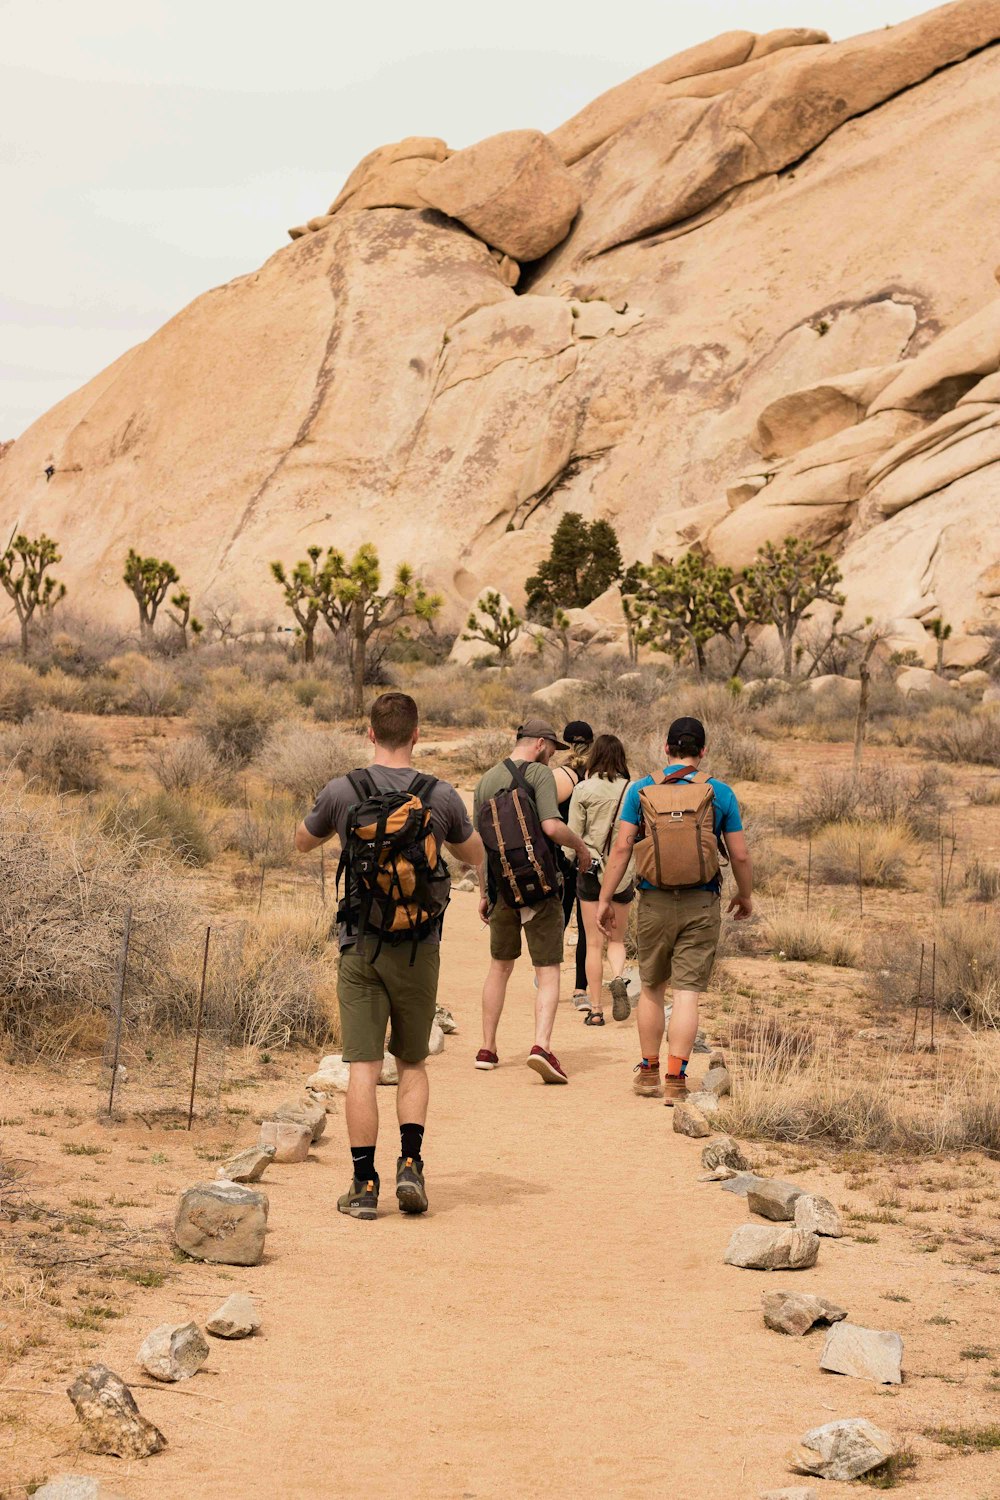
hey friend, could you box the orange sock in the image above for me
[666,1054,688,1078]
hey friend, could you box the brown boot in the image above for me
[663,1074,690,1108]
[632,1061,662,1098]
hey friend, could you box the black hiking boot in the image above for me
[338,1177,379,1220]
[395,1156,429,1215]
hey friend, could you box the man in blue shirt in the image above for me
[598,716,753,1104]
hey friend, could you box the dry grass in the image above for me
[708,721,776,783]
[918,706,1000,767]
[213,898,337,1049]
[936,911,1000,1029]
[150,735,237,801]
[969,777,1000,806]
[105,652,185,716]
[463,727,515,774]
[193,675,284,766]
[815,818,915,887]
[0,711,104,793]
[265,725,367,803]
[97,790,215,867]
[763,903,861,967]
[964,857,1000,903]
[794,765,944,839]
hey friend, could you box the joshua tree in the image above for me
[0,531,66,657]
[124,549,179,641]
[928,617,952,674]
[463,591,522,664]
[737,537,845,680]
[271,546,330,663]
[333,545,442,715]
[165,589,203,650]
[629,554,737,680]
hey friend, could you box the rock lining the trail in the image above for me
[136,1322,209,1382]
[760,1488,818,1500]
[32,1478,128,1500]
[762,1290,848,1336]
[207,1293,260,1340]
[272,1096,327,1142]
[216,1144,274,1184]
[174,1181,268,1266]
[685,1089,721,1117]
[672,1102,712,1138]
[721,1171,768,1196]
[747,1179,806,1221]
[724,1225,820,1271]
[701,1136,748,1172]
[66,1365,166,1459]
[258,1120,312,1163]
[788,1417,895,1481]
[820,1322,903,1384]
[794,1193,843,1237]
[700,1065,732,1097]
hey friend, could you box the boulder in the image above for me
[327,136,450,214]
[272,1095,326,1142]
[136,1322,209,1383]
[762,1290,848,1337]
[216,1144,274,1184]
[308,1054,350,1095]
[685,1090,721,1117]
[789,1418,896,1481]
[427,1021,445,1056]
[820,1322,903,1384]
[66,1365,166,1459]
[31,1480,128,1500]
[379,1054,399,1086]
[895,666,942,699]
[418,130,581,261]
[959,668,990,687]
[206,1293,260,1340]
[672,1103,712,1138]
[804,674,862,705]
[701,1136,748,1172]
[699,1065,732,1097]
[531,677,589,706]
[258,1120,311,1163]
[747,1179,806,1222]
[721,1172,768,1197]
[794,1193,843,1238]
[724,1225,820,1271]
[173,1181,268,1267]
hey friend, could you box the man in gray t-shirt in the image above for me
[295,692,484,1223]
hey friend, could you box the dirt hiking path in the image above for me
[43,892,993,1499]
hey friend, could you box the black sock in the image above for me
[351,1146,377,1186]
[399,1123,424,1162]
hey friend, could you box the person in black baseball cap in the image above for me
[596,713,754,1104]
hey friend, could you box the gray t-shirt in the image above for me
[304,763,473,949]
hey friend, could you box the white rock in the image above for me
[820,1322,903,1384]
[747,1179,806,1222]
[427,1021,445,1056]
[789,1418,895,1481]
[530,677,589,706]
[272,1095,326,1142]
[308,1054,350,1094]
[258,1120,311,1163]
[216,1144,274,1183]
[701,1136,748,1172]
[206,1293,260,1340]
[794,1193,843,1237]
[672,1103,712,1138]
[760,1489,819,1500]
[137,1321,209,1382]
[685,1090,721,1117]
[895,665,942,698]
[32,1479,128,1500]
[762,1290,848,1336]
[724,1224,820,1271]
[379,1054,399,1086]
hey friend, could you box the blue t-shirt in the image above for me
[619,764,743,893]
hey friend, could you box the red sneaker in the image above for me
[526,1046,568,1084]
[475,1049,499,1070]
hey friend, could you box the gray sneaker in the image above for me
[338,1177,379,1220]
[609,976,630,1022]
[396,1156,428,1215]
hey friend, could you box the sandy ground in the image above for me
[4,880,1000,1499]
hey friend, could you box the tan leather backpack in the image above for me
[634,767,721,889]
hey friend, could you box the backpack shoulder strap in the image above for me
[408,772,438,802]
[503,758,534,799]
[346,768,376,802]
[692,769,713,785]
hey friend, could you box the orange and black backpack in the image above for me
[337,770,450,961]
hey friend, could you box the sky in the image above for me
[1,0,926,437]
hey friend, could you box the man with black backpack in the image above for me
[597,716,753,1104]
[473,717,592,1084]
[295,692,485,1221]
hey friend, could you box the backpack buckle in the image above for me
[669,811,684,820]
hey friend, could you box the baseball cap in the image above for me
[666,716,706,751]
[562,720,594,746]
[517,716,569,749]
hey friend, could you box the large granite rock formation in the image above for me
[2,0,1000,655]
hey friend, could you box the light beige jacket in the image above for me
[568,775,635,894]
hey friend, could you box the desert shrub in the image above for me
[763,905,861,967]
[194,678,283,766]
[290,676,326,709]
[222,792,300,868]
[0,661,46,722]
[0,784,188,1056]
[965,858,1000,903]
[936,912,1000,1028]
[969,777,1000,806]
[98,791,215,867]
[815,819,914,887]
[709,721,776,783]
[150,736,237,802]
[464,727,515,774]
[26,609,131,678]
[265,726,367,803]
[918,706,1000,766]
[212,900,336,1048]
[794,766,943,839]
[104,652,184,716]
[1,711,104,793]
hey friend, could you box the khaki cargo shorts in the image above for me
[337,938,440,1064]
[636,887,722,993]
[489,895,564,968]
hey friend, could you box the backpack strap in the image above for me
[408,772,438,802]
[346,768,376,801]
[601,782,629,857]
[503,757,534,799]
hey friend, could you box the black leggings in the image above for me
[561,867,588,992]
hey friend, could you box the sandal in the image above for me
[583,1009,605,1026]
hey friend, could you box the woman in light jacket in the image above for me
[568,734,635,1025]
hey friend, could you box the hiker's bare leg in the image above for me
[606,901,629,979]
[396,1058,429,1128]
[637,981,667,1056]
[667,988,701,1060]
[533,963,560,1050]
[580,901,605,1011]
[481,958,515,1052]
[345,1060,381,1147]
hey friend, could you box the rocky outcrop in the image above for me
[3,1,1000,651]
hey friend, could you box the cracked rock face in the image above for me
[3,2,1000,655]
[66,1365,166,1460]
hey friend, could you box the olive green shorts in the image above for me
[337,939,440,1064]
[636,887,722,993]
[489,895,564,967]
